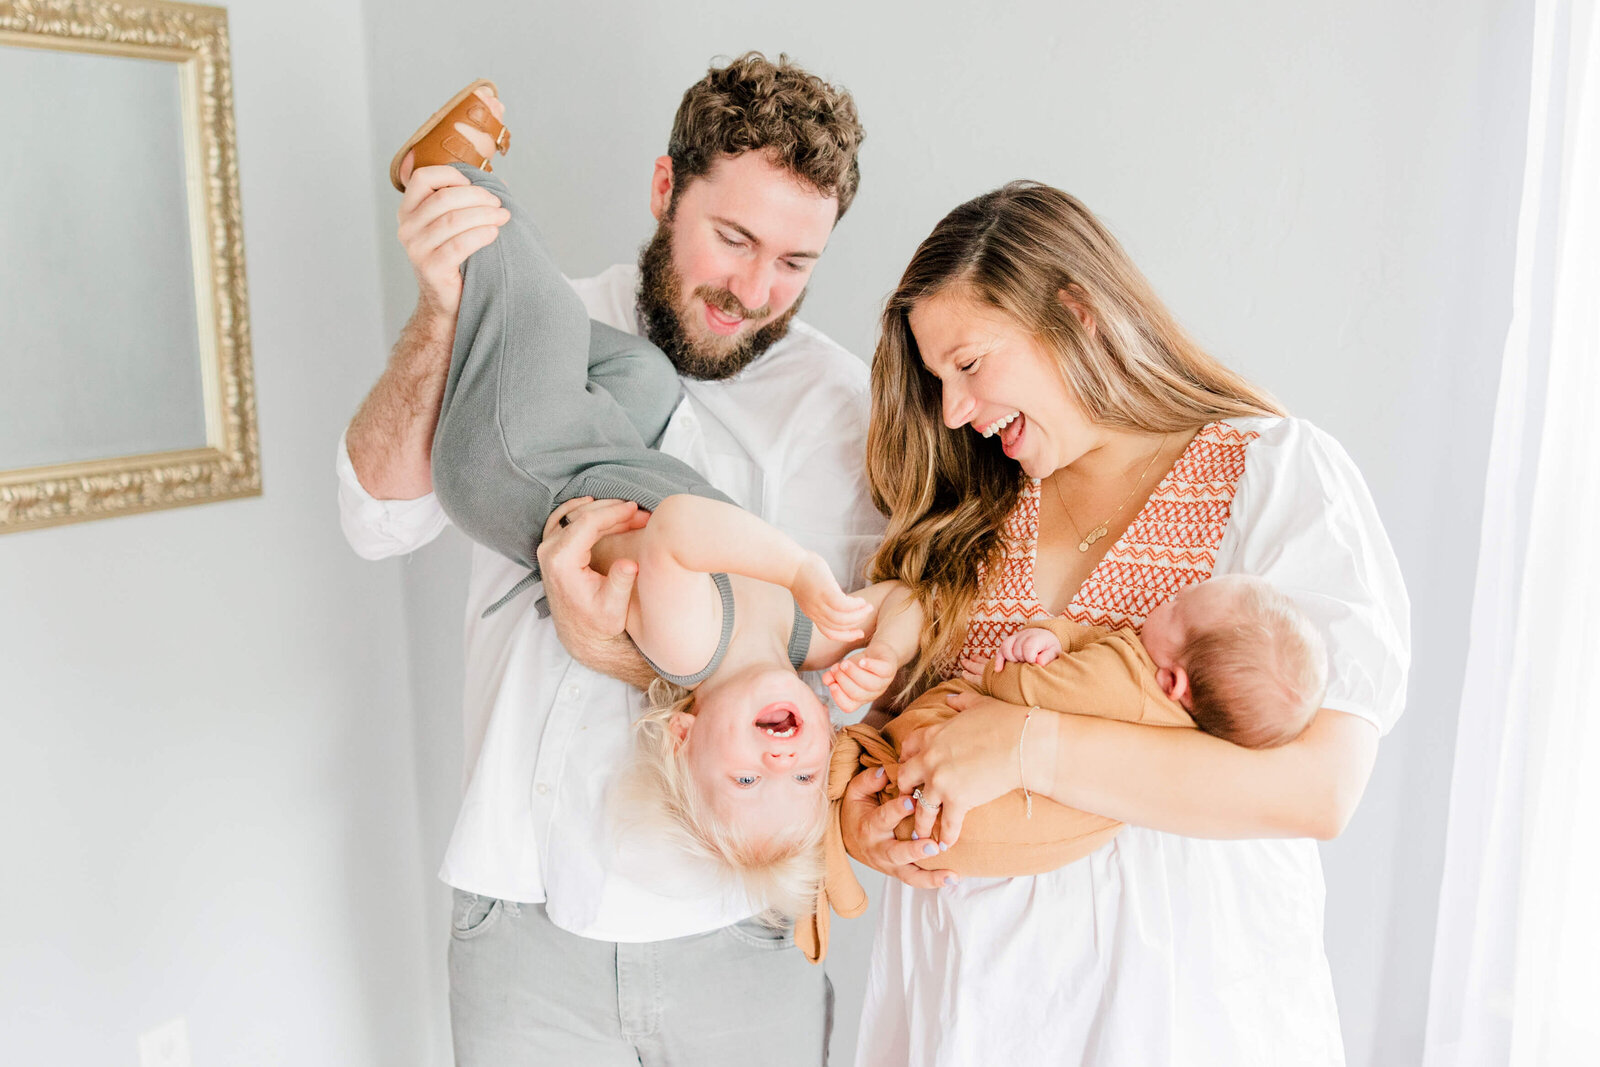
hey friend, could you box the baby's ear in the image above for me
[1157,665,1191,708]
[668,710,695,748]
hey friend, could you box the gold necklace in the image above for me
[1052,434,1170,553]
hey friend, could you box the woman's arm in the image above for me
[934,691,1379,841]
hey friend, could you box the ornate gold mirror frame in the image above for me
[0,0,258,533]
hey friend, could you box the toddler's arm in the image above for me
[814,582,924,713]
[614,494,872,679]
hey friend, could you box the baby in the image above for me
[803,574,1329,960]
[973,573,1327,749]
[390,83,915,920]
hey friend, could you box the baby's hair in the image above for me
[615,678,826,921]
[1178,576,1328,749]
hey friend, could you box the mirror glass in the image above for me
[0,45,209,470]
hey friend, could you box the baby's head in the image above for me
[1140,575,1328,749]
[622,668,832,918]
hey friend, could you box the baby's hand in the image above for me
[793,552,872,642]
[822,645,898,713]
[993,627,1063,671]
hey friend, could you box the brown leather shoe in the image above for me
[389,78,511,191]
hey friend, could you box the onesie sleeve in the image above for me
[335,430,450,559]
[1215,418,1411,734]
[984,622,1155,724]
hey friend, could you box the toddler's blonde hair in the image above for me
[615,679,827,921]
[1179,576,1328,749]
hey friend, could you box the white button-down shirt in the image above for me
[338,265,883,941]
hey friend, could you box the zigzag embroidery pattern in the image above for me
[948,422,1260,674]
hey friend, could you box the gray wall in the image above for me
[360,2,1529,1065]
[0,0,444,1062]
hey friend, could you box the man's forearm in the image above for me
[567,632,660,691]
[347,305,456,499]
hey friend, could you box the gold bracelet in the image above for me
[1019,706,1036,819]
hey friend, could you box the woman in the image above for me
[844,182,1409,1065]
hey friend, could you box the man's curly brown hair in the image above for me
[667,52,864,219]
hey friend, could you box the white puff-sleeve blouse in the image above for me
[857,416,1410,1067]
[1216,416,1411,732]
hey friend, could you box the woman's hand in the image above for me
[791,552,872,641]
[898,693,1042,844]
[839,766,959,890]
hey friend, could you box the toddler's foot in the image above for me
[393,83,508,191]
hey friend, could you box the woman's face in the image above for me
[908,289,1095,479]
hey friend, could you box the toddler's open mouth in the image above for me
[755,703,801,739]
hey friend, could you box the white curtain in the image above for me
[1423,2,1600,1065]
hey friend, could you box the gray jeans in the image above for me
[431,166,729,573]
[449,891,833,1066]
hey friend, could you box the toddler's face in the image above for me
[675,665,832,842]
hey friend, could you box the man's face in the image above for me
[638,151,839,380]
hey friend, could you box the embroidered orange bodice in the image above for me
[948,421,1261,677]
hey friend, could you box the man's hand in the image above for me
[537,498,656,688]
[839,766,958,890]
[397,164,510,317]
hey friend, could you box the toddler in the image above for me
[391,84,914,918]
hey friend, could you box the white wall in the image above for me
[0,0,445,1062]
[2,1,1521,1063]
[360,2,1532,1065]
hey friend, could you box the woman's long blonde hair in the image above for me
[868,182,1284,697]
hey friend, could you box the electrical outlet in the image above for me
[139,1018,192,1067]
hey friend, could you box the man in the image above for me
[337,54,881,1064]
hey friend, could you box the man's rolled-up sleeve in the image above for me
[335,430,450,559]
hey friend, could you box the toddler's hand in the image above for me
[993,627,1062,672]
[793,552,872,641]
[823,645,898,713]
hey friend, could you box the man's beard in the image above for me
[636,219,805,382]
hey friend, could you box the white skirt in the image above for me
[857,827,1346,1067]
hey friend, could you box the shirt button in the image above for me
[567,685,581,697]
[536,783,549,796]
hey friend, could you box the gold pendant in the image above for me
[1084,524,1108,547]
